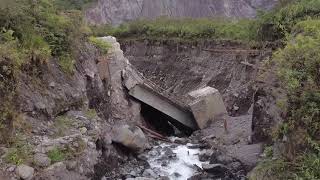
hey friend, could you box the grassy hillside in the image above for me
[0,0,98,143]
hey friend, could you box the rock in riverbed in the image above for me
[111,124,148,152]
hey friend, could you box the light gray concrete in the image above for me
[188,87,227,129]
[129,85,198,130]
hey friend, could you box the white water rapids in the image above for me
[145,138,208,180]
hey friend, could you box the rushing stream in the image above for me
[143,138,207,180]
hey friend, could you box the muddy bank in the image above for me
[121,39,272,116]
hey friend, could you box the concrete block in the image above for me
[122,67,144,90]
[188,87,227,129]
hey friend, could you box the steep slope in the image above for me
[85,0,279,25]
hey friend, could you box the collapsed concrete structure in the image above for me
[101,36,227,131]
[121,55,227,131]
[188,87,228,129]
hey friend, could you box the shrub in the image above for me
[53,115,74,137]
[85,108,97,119]
[58,53,75,74]
[89,36,111,54]
[255,0,320,41]
[4,137,32,165]
[275,19,320,142]
[47,147,65,163]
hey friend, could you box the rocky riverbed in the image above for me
[142,139,205,180]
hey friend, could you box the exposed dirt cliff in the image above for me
[121,39,273,116]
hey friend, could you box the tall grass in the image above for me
[92,17,256,41]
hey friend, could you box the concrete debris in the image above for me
[188,86,228,129]
[111,124,148,152]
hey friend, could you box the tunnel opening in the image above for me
[140,103,193,137]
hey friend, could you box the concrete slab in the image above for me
[129,84,198,130]
[188,87,227,129]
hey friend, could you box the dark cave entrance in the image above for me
[140,103,193,137]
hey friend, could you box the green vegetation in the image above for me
[4,137,32,165]
[275,19,320,141]
[89,36,112,54]
[249,159,294,180]
[92,18,256,41]
[0,0,95,72]
[53,115,74,137]
[58,54,75,74]
[263,146,274,158]
[0,0,98,143]
[47,147,65,163]
[254,0,320,41]
[54,0,97,10]
[47,137,86,163]
[249,1,320,179]
[85,108,98,119]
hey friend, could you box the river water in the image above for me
[144,138,207,180]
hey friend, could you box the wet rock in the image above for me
[210,152,233,164]
[173,137,189,145]
[161,161,168,167]
[202,163,229,176]
[158,176,170,180]
[172,172,182,178]
[137,154,148,161]
[126,178,154,180]
[163,147,176,158]
[187,172,215,180]
[15,164,34,180]
[34,153,51,167]
[228,161,243,171]
[199,150,212,162]
[226,144,262,170]
[111,124,148,152]
[142,169,157,178]
[187,144,207,149]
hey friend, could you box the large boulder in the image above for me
[202,163,231,177]
[15,164,34,180]
[188,87,227,129]
[111,124,148,152]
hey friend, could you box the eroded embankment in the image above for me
[121,39,273,116]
